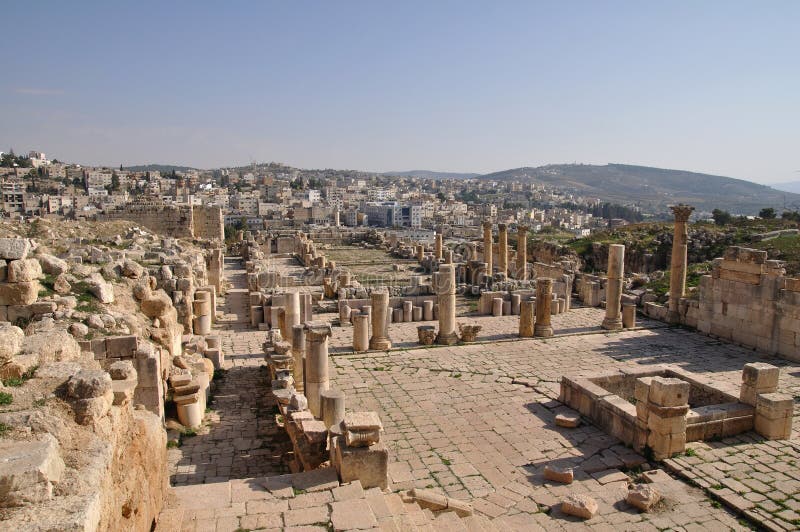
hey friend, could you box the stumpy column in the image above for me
[482,220,493,276]
[497,223,508,278]
[534,278,554,337]
[436,264,459,345]
[369,289,392,350]
[668,205,695,323]
[516,225,529,280]
[304,321,332,418]
[291,324,306,393]
[284,291,301,333]
[602,244,625,331]
[434,233,443,261]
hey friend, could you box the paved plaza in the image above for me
[170,258,800,530]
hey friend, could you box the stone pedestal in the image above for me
[516,225,528,280]
[321,388,346,430]
[338,301,351,325]
[422,300,434,321]
[291,324,306,393]
[740,362,779,406]
[192,299,211,335]
[402,300,413,322]
[482,221,493,275]
[304,322,332,418]
[492,297,503,317]
[353,314,370,352]
[412,306,422,321]
[285,292,301,333]
[511,293,521,315]
[602,244,625,331]
[369,290,392,350]
[519,300,535,337]
[667,205,694,323]
[497,223,508,278]
[645,377,689,460]
[622,304,636,328]
[436,264,459,345]
[534,278,554,337]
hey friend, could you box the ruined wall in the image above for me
[101,204,194,239]
[192,205,224,242]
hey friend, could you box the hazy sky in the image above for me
[2,1,798,183]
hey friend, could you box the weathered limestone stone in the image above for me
[121,259,144,279]
[492,297,503,317]
[740,362,779,406]
[331,437,389,490]
[87,273,114,303]
[511,293,521,315]
[402,300,413,322]
[321,388,346,430]
[555,413,580,428]
[0,238,31,260]
[352,314,369,352]
[534,278,554,337]
[0,323,24,362]
[626,484,661,512]
[516,225,528,280]
[422,300,434,321]
[434,233,443,260]
[601,244,625,331]
[291,324,306,393]
[668,204,694,322]
[622,303,636,328]
[0,435,65,507]
[755,392,793,439]
[561,493,598,519]
[544,464,574,484]
[284,291,301,334]
[482,220,493,275]
[369,290,391,350]
[436,264,459,345]
[141,291,172,318]
[417,325,436,345]
[7,258,43,283]
[0,281,40,306]
[66,369,114,424]
[497,223,508,277]
[305,321,332,417]
[519,300,535,337]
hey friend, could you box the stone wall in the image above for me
[101,203,224,242]
[192,205,224,241]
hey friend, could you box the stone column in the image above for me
[622,303,636,329]
[353,314,370,352]
[369,290,392,350]
[321,388,345,430]
[436,264,459,345]
[417,244,425,262]
[192,298,211,335]
[291,324,306,393]
[668,204,695,323]
[516,225,528,280]
[534,278,554,337]
[602,244,625,331]
[434,233,443,260]
[497,223,508,277]
[304,322,332,418]
[334,210,340,227]
[482,221,493,275]
[519,300,535,337]
[284,291,301,337]
[444,250,453,264]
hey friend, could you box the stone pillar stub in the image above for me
[482,221,493,275]
[519,300,535,337]
[602,244,625,331]
[534,278,554,337]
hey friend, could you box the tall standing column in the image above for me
[482,221,493,276]
[516,225,529,280]
[602,244,625,331]
[284,291,301,334]
[498,223,508,278]
[369,289,392,350]
[668,205,695,323]
[291,324,306,393]
[334,210,340,227]
[434,233,443,260]
[534,278,554,337]
[436,264,459,345]
[304,322,332,418]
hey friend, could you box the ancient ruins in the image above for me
[0,207,798,531]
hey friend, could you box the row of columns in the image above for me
[482,220,528,280]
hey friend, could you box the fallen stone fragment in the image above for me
[561,493,598,519]
[544,464,574,484]
[626,483,661,512]
[555,413,581,428]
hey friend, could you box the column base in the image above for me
[666,310,682,324]
[369,338,392,350]
[534,325,553,338]
[601,317,623,331]
[436,331,460,345]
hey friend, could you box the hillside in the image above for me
[480,163,800,215]
[770,181,800,194]
[383,170,480,179]
[123,164,199,173]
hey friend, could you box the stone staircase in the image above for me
[157,467,497,531]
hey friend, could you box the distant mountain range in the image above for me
[769,181,800,194]
[123,164,199,173]
[478,164,800,215]
[382,170,481,179]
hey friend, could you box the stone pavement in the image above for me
[165,256,800,530]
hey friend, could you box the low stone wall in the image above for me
[100,203,224,243]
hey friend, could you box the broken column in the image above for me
[516,225,528,280]
[667,204,695,323]
[645,377,689,460]
[304,322,332,418]
[369,294,391,347]
[435,264,459,345]
[622,303,636,329]
[434,233,443,260]
[497,223,508,278]
[534,278,554,338]
[291,324,306,393]
[519,300,535,337]
[321,388,346,430]
[332,411,389,489]
[192,296,212,336]
[416,244,425,262]
[353,314,370,352]
[284,291,301,332]
[482,220,493,277]
[601,244,625,331]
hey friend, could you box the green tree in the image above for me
[712,208,732,225]
[759,207,776,219]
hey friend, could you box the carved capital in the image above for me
[670,204,695,223]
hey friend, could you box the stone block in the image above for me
[648,377,689,407]
[544,465,573,484]
[0,281,40,306]
[6,259,43,283]
[647,413,686,435]
[409,488,448,511]
[105,335,139,358]
[0,435,64,507]
[756,392,793,419]
[626,484,661,512]
[741,362,779,389]
[561,494,598,519]
[332,436,388,489]
[0,238,31,261]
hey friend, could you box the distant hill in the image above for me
[383,170,480,180]
[480,163,800,215]
[123,164,199,173]
[769,181,800,194]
